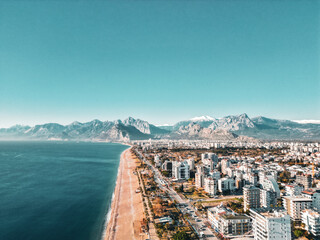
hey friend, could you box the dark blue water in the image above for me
[0,141,128,240]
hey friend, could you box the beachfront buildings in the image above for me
[302,209,320,237]
[208,206,252,237]
[250,209,291,240]
[218,215,251,237]
[243,185,260,211]
[172,161,190,180]
[282,195,313,221]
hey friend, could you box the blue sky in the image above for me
[0,0,319,127]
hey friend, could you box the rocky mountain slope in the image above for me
[0,114,319,141]
[0,117,168,141]
[161,114,320,140]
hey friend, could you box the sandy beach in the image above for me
[104,147,146,240]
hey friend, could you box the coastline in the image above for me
[103,146,146,240]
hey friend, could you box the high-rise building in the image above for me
[204,177,217,196]
[301,189,320,211]
[218,177,235,193]
[260,189,277,208]
[195,166,205,188]
[202,153,218,170]
[161,160,172,171]
[261,176,280,198]
[221,159,231,175]
[282,196,313,221]
[296,174,312,189]
[285,184,304,196]
[243,185,260,211]
[186,158,195,171]
[250,209,291,240]
[195,172,204,188]
[172,161,190,180]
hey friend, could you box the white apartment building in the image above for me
[250,209,291,240]
[204,177,218,196]
[285,184,304,196]
[207,206,251,237]
[218,177,235,193]
[172,161,190,180]
[195,172,204,188]
[244,172,258,186]
[221,159,231,175]
[202,152,218,163]
[301,189,320,211]
[195,165,205,188]
[283,196,313,221]
[208,206,231,232]
[302,209,320,237]
[186,158,195,170]
[154,155,162,167]
[260,189,277,208]
[210,170,221,180]
[261,176,280,198]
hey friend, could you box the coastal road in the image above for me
[135,150,218,240]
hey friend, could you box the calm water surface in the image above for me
[0,141,128,240]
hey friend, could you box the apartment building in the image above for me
[243,185,261,211]
[285,184,304,196]
[302,209,320,237]
[296,174,312,189]
[204,177,218,196]
[282,195,313,221]
[250,209,291,240]
[172,161,190,180]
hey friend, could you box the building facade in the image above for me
[283,196,313,221]
[250,209,291,240]
[243,185,261,211]
[302,209,320,237]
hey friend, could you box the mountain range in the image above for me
[0,114,319,141]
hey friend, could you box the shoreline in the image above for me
[103,146,146,240]
[102,147,127,240]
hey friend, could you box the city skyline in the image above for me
[1,1,319,128]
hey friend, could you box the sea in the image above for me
[0,141,128,240]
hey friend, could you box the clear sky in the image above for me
[0,0,319,127]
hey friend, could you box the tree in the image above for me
[179,184,184,193]
[294,229,304,238]
[172,231,191,240]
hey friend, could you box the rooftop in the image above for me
[222,214,250,220]
[283,196,313,202]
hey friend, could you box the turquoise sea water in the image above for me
[0,141,128,240]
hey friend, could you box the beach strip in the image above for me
[104,147,146,240]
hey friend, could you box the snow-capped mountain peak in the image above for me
[190,116,215,122]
